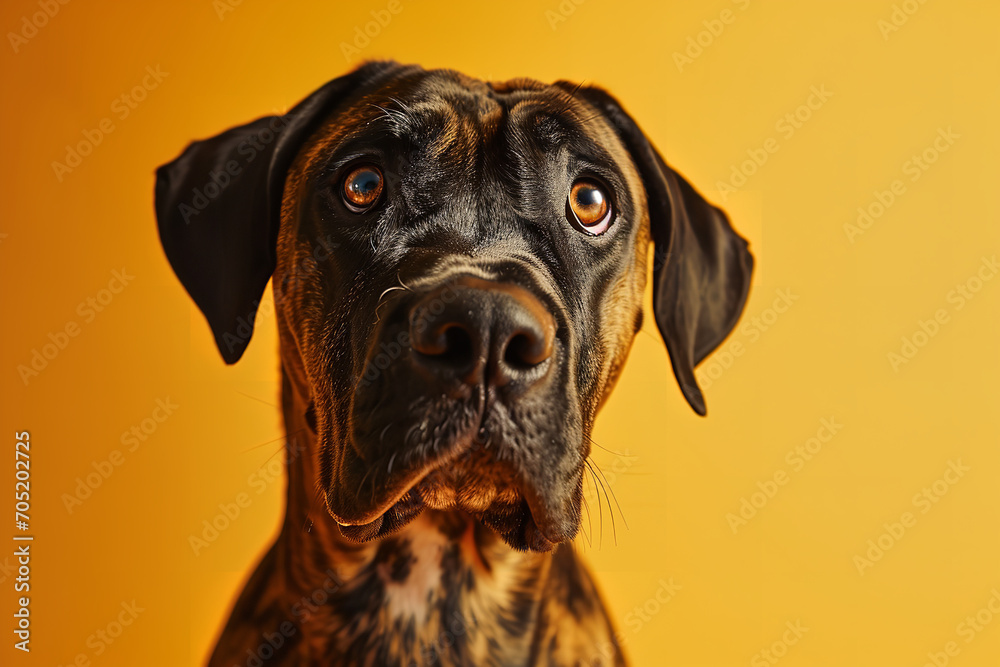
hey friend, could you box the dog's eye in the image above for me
[342,165,383,211]
[567,179,612,235]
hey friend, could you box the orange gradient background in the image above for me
[2,1,999,665]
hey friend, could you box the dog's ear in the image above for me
[155,61,410,363]
[572,86,754,416]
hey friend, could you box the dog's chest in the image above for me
[374,514,454,623]
[310,513,547,665]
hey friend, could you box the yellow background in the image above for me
[2,0,999,665]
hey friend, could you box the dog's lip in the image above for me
[519,480,578,545]
[336,379,489,526]
[326,427,479,527]
[332,395,580,549]
[330,471,575,553]
[397,450,573,547]
[326,459,450,527]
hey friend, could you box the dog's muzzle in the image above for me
[336,270,580,551]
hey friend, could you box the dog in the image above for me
[155,61,753,666]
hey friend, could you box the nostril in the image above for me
[503,331,552,370]
[414,323,476,368]
[439,325,474,365]
[503,332,546,370]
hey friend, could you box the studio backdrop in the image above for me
[2,1,998,665]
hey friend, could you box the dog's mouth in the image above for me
[415,450,574,552]
[339,488,553,553]
[327,404,582,552]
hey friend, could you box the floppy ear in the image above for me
[155,60,410,363]
[575,86,754,416]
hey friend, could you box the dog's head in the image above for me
[155,61,752,551]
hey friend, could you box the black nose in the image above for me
[409,277,556,389]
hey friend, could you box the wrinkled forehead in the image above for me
[301,69,631,178]
[369,73,592,152]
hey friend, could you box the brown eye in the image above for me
[342,165,383,211]
[567,179,612,234]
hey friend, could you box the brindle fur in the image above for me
[208,387,625,666]
[155,61,752,667]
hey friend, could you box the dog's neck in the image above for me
[270,355,561,664]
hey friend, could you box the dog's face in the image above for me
[278,70,650,551]
[155,62,753,552]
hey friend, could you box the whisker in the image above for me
[579,491,593,548]
[592,458,628,532]
[369,98,414,136]
[374,285,407,323]
[589,458,617,545]
[242,432,287,454]
[395,271,414,292]
[554,79,588,116]
[236,390,277,408]
[584,433,626,457]
[640,328,660,343]
[387,96,412,113]
[254,428,307,472]
[585,460,604,547]
[575,111,607,125]
[355,466,375,501]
